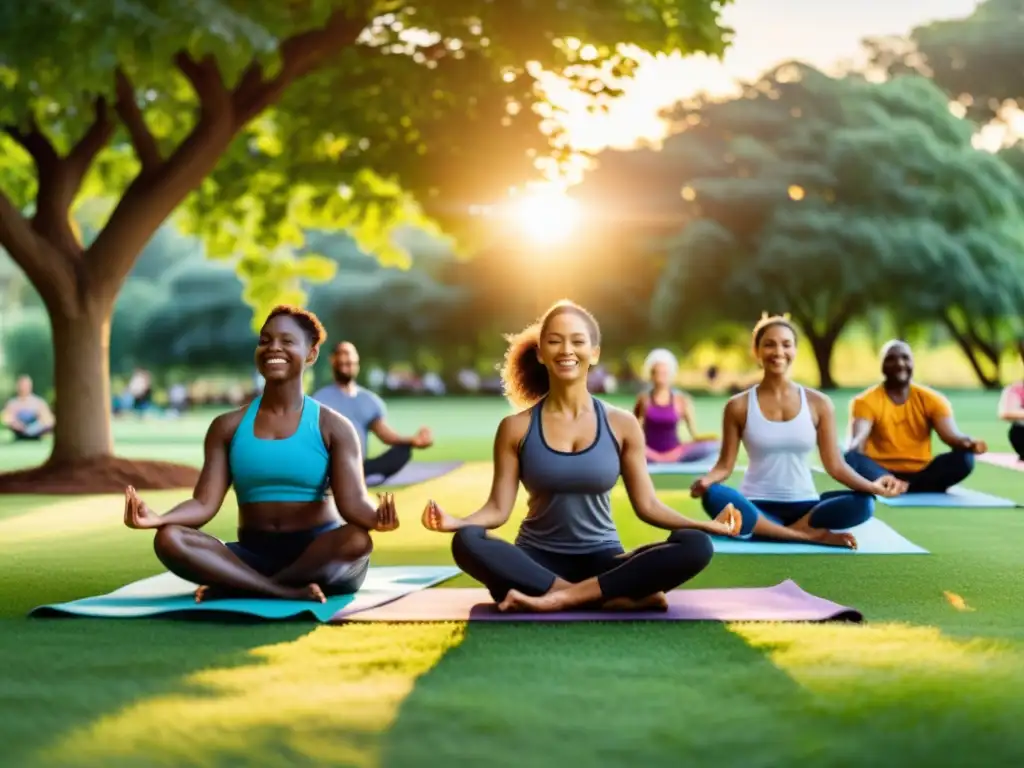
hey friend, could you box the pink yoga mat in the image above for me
[335,580,863,623]
[979,453,1024,471]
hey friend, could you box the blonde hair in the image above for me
[751,312,796,355]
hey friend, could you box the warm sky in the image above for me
[556,0,980,154]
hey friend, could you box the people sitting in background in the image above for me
[1,375,54,441]
[692,315,903,549]
[633,349,719,464]
[312,341,433,484]
[997,339,1024,461]
[844,340,986,493]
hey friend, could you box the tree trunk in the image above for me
[807,331,838,390]
[941,315,1001,389]
[48,307,114,464]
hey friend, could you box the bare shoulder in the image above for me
[604,401,643,439]
[208,408,245,444]
[724,391,749,418]
[803,387,834,411]
[497,410,531,447]
[317,403,359,446]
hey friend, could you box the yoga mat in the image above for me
[648,461,746,475]
[339,579,863,623]
[29,565,461,623]
[709,517,927,555]
[979,452,1024,471]
[366,460,464,488]
[875,486,1020,508]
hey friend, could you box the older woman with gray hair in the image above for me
[633,349,720,464]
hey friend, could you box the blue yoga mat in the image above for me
[29,565,462,623]
[709,517,927,555]
[648,461,745,476]
[876,487,1020,508]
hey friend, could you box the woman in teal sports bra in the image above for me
[122,305,400,603]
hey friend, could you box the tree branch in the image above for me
[63,97,115,195]
[114,68,162,175]
[5,99,113,256]
[0,187,79,313]
[232,8,369,124]
[173,52,232,122]
[4,120,59,169]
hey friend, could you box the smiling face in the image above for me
[755,323,797,375]
[331,342,360,386]
[537,310,598,386]
[255,314,316,382]
[881,341,913,385]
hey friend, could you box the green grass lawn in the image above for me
[1,392,1023,767]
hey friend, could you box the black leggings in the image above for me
[365,444,412,481]
[1011,424,1024,460]
[450,525,714,603]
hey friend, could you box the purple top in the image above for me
[643,393,681,452]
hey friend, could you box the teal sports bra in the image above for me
[228,395,331,505]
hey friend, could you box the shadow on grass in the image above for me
[379,615,1024,768]
[2,618,314,766]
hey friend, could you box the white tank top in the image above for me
[739,385,819,502]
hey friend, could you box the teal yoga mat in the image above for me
[29,565,461,623]
[709,517,927,555]
[875,487,1020,508]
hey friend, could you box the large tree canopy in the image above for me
[0,1,733,486]
[865,0,1024,125]
[591,63,1024,387]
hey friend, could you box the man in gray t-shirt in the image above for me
[312,341,433,484]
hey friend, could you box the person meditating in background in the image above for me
[421,300,740,614]
[1,375,54,441]
[844,340,986,493]
[997,339,1024,461]
[692,315,906,549]
[313,341,433,484]
[633,348,720,464]
[123,306,400,603]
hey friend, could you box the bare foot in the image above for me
[287,584,327,603]
[195,583,326,603]
[808,529,857,550]
[603,592,669,612]
[498,589,563,613]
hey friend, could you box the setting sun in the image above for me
[508,189,583,245]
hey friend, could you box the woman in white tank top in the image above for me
[690,315,907,549]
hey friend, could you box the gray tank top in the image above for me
[514,396,623,554]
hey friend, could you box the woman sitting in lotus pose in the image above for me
[123,305,399,603]
[421,300,740,614]
[634,348,720,464]
[691,314,907,549]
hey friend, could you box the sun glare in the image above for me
[509,189,583,245]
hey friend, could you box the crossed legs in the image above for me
[153,524,372,602]
[450,525,714,613]
[700,484,871,548]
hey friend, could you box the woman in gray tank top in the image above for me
[421,300,740,613]
[690,315,907,549]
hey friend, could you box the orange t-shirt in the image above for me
[850,384,952,473]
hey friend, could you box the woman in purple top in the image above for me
[633,349,720,464]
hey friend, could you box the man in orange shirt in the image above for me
[843,340,986,493]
